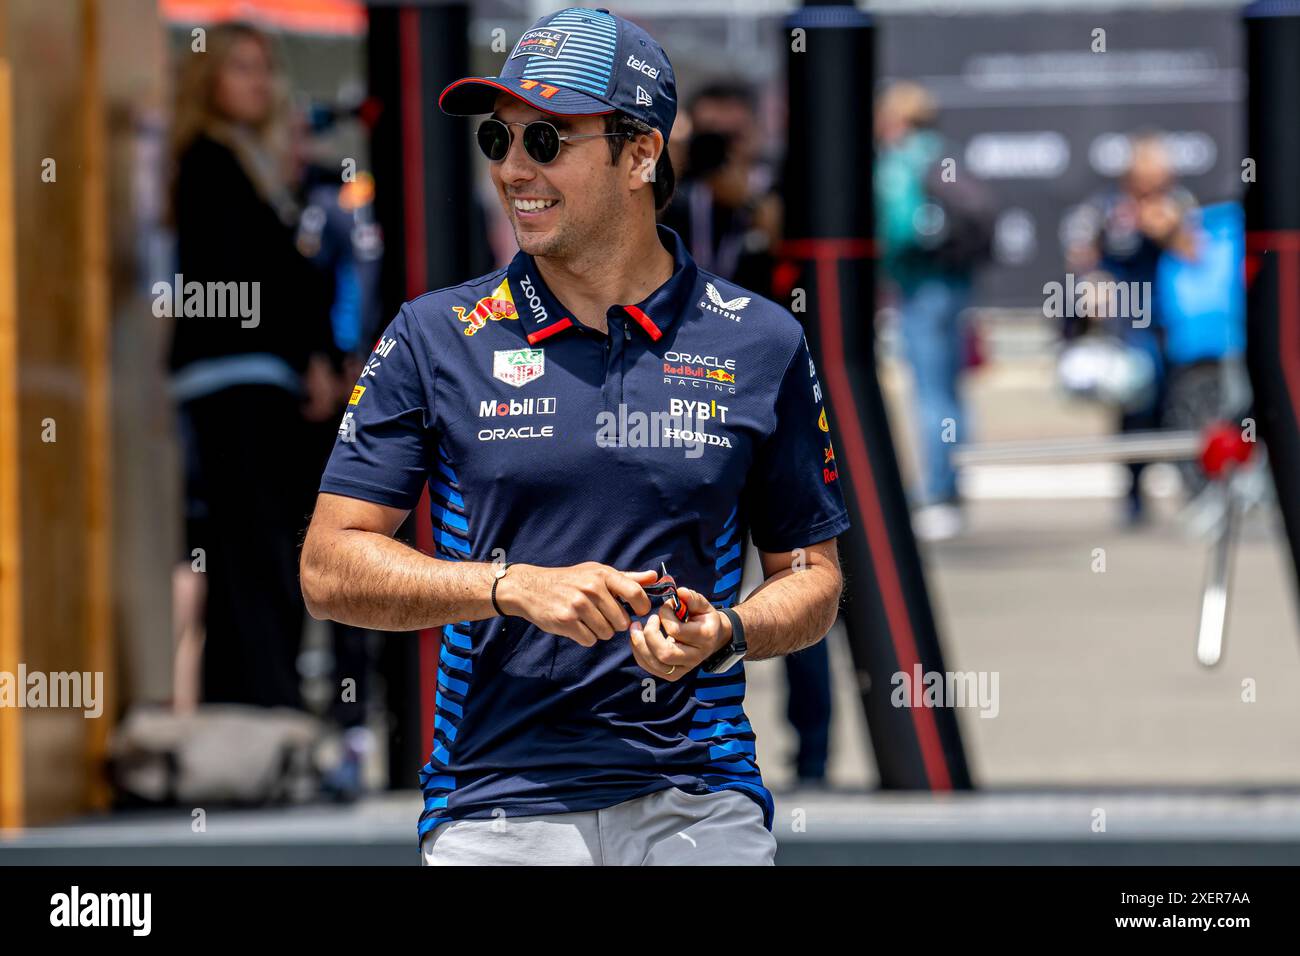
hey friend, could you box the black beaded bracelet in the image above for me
[491,563,511,617]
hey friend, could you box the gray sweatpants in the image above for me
[421,787,776,866]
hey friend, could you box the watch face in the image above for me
[707,650,745,674]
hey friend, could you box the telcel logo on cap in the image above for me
[626,55,659,79]
[512,28,571,59]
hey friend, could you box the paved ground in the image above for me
[745,317,1300,792]
[6,788,1299,864]
[745,496,1300,792]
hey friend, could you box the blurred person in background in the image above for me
[876,81,988,542]
[1062,133,1198,525]
[661,82,780,300]
[296,121,387,797]
[664,82,830,790]
[167,22,339,711]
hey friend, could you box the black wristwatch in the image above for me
[702,607,747,674]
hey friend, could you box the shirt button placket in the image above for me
[612,316,627,412]
[602,332,613,414]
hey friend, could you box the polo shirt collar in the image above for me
[506,225,699,346]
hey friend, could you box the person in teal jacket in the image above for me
[875,82,973,541]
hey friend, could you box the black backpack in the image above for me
[917,159,996,271]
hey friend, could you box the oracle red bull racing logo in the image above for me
[452,279,517,336]
[662,351,737,394]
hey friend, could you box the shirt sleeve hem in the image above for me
[318,477,421,511]
[751,511,852,554]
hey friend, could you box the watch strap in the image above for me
[718,606,745,651]
[703,606,746,672]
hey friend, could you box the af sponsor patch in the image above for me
[494,347,546,388]
[349,385,366,405]
[818,407,829,432]
[452,279,517,336]
[511,28,570,59]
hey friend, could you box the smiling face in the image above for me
[487,94,629,260]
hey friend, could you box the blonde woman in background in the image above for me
[167,22,338,712]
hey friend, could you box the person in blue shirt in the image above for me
[875,82,976,542]
[1063,133,1198,524]
[300,7,850,866]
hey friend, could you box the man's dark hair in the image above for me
[604,112,675,211]
[687,81,757,117]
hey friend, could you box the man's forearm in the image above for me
[732,563,842,661]
[302,528,498,631]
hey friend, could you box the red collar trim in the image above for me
[526,317,574,345]
[623,304,662,342]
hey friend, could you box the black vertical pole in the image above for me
[783,2,971,789]
[1244,1,1300,609]
[368,0,479,315]
[366,0,479,787]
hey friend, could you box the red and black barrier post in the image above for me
[1244,2,1300,607]
[782,2,971,789]
[366,0,480,784]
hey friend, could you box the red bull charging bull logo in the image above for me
[452,280,517,336]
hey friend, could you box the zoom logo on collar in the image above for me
[519,275,549,324]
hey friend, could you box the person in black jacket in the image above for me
[167,22,338,710]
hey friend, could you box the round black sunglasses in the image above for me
[476,118,633,166]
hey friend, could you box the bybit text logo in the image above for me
[668,398,727,423]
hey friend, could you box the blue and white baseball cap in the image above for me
[439,7,677,142]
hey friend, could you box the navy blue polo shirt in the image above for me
[319,225,850,840]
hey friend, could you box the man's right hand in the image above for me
[495,563,658,647]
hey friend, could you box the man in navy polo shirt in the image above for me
[300,7,850,866]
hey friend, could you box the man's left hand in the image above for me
[629,587,730,682]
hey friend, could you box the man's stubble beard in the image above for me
[512,185,624,264]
